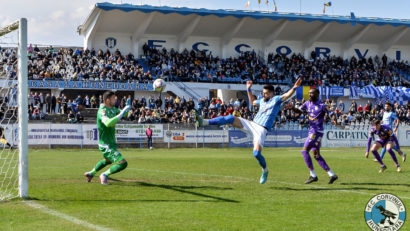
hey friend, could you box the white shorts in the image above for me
[238,117,267,148]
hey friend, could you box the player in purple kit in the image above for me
[366,119,402,173]
[288,88,338,184]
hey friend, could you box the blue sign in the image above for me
[229,130,308,148]
[330,87,344,96]
[105,37,117,49]
[28,80,153,91]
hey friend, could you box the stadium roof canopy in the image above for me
[78,2,410,59]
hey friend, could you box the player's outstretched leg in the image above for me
[371,150,387,173]
[84,159,110,182]
[100,160,128,185]
[302,149,318,184]
[193,110,235,127]
[253,150,268,184]
[312,150,338,184]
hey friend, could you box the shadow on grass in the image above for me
[271,186,381,191]
[108,178,239,203]
[341,182,410,187]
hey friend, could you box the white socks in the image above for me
[310,170,317,178]
[327,169,335,177]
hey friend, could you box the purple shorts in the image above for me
[304,132,323,150]
[376,137,394,147]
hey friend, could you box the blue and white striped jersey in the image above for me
[253,96,282,131]
[382,111,398,129]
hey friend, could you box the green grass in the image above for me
[1,147,410,231]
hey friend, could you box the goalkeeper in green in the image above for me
[84,91,130,185]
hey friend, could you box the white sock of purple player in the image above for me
[302,150,316,177]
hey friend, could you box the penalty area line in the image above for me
[23,200,116,231]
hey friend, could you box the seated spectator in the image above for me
[76,111,84,123]
[68,110,76,123]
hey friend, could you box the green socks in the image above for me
[103,161,128,176]
[89,159,109,176]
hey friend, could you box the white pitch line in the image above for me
[23,201,116,231]
[129,168,410,200]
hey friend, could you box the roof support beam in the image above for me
[343,24,372,51]
[132,12,156,41]
[222,17,247,45]
[263,20,288,48]
[177,15,201,44]
[302,22,332,51]
[379,27,408,53]
[83,9,102,49]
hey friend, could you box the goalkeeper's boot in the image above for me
[84,172,93,183]
[99,173,108,185]
[259,169,268,184]
[192,109,204,127]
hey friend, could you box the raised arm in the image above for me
[281,78,302,102]
[101,106,130,127]
[246,81,257,105]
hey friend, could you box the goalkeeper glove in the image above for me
[116,105,130,119]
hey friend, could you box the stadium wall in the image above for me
[5,123,408,149]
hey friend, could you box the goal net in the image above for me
[0,19,28,200]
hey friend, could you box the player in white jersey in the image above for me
[193,78,302,184]
[376,102,406,162]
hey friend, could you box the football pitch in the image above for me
[1,147,409,231]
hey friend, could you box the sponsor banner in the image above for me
[163,130,228,143]
[330,87,344,96]
[82,124,99,145]
[27,80,153,91]
[116,124,163,143]
[397,127,410,147]
[229,130,308,148]
[28,123,84,145]
[27,123,163,145]
[321,129,369,147]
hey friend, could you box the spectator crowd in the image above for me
[1,45,409,87]
[26,90,410,128]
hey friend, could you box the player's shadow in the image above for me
[271,186,381,191]
[341,182,410,187]
[109,178,239,203]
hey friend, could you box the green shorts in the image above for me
[99,145,124,163]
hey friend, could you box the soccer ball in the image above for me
[153,78,166,92]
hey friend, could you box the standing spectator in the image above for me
[45,93,52,114]
[75,95,83,108]
[84,95,90,108]
[349,100,357,113]
[90,95,97,108]
[338,100,345,112]
[51,94,56,114]
[39,92,45,113]
[146,125,153,149]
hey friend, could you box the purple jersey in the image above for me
[369,124,394,141]
[300,100,329,133]
[366,124,399,152]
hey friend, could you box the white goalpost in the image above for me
[0,18,28,200]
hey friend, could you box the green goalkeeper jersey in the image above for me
[97,104,121,148]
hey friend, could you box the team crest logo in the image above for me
[105,37,117,48]
[365,193,406,230]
